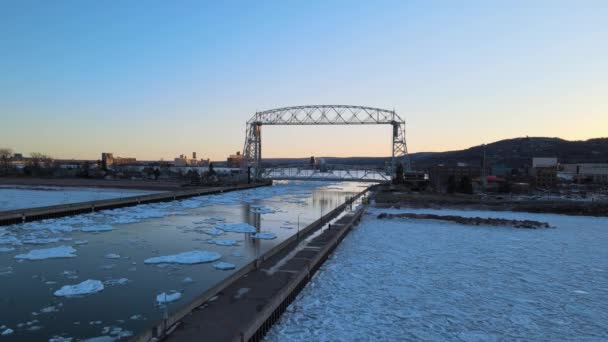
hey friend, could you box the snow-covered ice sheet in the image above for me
[54,279,104,297]
[265,207,608,341]
[144,250,221,264]
[0,186,156,211]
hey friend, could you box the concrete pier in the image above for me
[131,193,368,342]
[0,183,269,226]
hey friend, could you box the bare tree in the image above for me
[28,152,53,174]
[0,148,13,176]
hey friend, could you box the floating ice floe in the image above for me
[0,235,20,245]
[74,240,88,245]
[0,267,12,276]
[0,247,15,253]
[207,239,238,246]
[217,223,257,233]
[182,277,194,284]
[104,278,129,286]
[1,328,14,336]
[104,253,121,259]
[251,232,277,240]
[24,223,73,233]
[14,245,77,260]
[54,279,104,297]
[201,228,224,236]
[213,262,236,270]
[49,336,73,342]
[22,237,63,245]
[81,225,113,232]
[156,291,182,304]
[81,336,115,342]
[144,250,221,264]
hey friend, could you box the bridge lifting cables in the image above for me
[242,105,411,181]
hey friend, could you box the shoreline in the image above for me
[0,177,192,191]
[375,186,608,217]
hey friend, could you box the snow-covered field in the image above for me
[266,207,608,341]
[0,181,365,341]
[0,186,157,211]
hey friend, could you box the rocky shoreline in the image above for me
[377,212,551,229]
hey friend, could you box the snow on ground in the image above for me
[54,280,104,297]
[14,246,77,260]
[265,207,608,341]
[143,250,221,264]
[0,186,156,211]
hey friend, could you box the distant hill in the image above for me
[410,137,608,169]
[260,137,608,170]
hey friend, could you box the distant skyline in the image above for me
[1,1,607,161]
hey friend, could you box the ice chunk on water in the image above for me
[22,237,58,245]
[0,247,15,253]
[24,223,73,233]
[144,250,221,264]
[74,240,88,245]
[182,277,194,284]
[54,279,104,297]
[82,225,113,232]
[82,336,115,342]
[251,232,277,240]
[207,239,238,246]
[104,253,121,259]
[49,336,73,342]
[1,328,14,336]
[201,228,224,236]
[14,245,76,260]
[217,223,257,233]
[156,291,182,304]
[104,278,129,286]
[213,262,236,270]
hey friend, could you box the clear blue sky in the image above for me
[1,0,607,160]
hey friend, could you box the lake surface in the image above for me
[0,181,368,341]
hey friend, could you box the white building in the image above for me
[532,157,558,168]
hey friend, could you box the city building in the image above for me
[561,163,608,184]
[428,165,482,192]
[227,151,243,168]
[101,153,136,168]
[532,157,558,168]
[174,153,209,167]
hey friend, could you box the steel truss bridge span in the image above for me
[242,105,410,181]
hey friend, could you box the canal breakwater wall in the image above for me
[132,188,370,342]
[0,183,269,226]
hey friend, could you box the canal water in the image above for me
[0,181,369,341]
